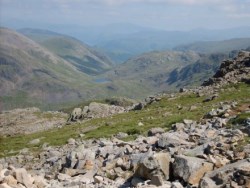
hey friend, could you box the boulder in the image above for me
[13,168,34,188]
[173,155,214,185]
[68,108,82,121]
[135,152,171,183]
[86,102,125,119]
[0,183,12,188]
[158,132,191,148]
[148,127,165,136]
[29,138,40,145]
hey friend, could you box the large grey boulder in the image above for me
[173,155,214,185]
[134,152,171,184]
[68,108,82,121]
[87,102,125,118]
[158,132,191,148]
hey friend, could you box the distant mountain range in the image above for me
[77,24,250,63]
[14,24,250,63]
[174,38,250,54]
[0,27,250,110]
[99,51,230,93]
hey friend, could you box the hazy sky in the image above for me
[0,0,250,31]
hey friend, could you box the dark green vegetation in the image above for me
[1,83,249,158]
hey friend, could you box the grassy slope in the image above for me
[0,28,101,110]
[19,28,113,75]
[98,51,229,95]
[1,83,249,157]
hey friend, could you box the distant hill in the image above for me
[19,28,113,75]
[0,28,107,110]
[99,51,230,94]
[174,38,250,54]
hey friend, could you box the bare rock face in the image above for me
[173,155,214,185]
[202,50,250,86]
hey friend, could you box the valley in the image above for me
[1,27,250,111]
[0,50,249,188]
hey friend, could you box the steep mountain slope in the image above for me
[174,38,250,53]
[99,51,229,94]
[19,28,113,75]
[0,28,99,110]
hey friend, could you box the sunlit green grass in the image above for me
[0,83,249,158]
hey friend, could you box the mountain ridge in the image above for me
[19,28,114,75]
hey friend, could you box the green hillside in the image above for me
[19,28,114,75]
[98,51,229,94]
[0,28,105,110]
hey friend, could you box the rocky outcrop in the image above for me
[202,51,250,86]
[68,102,126,122]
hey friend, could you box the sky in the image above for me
[0,0,250,31]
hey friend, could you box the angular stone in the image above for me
[14,168,34,188]
[183,119,193,125]
[199,177,217,188]
[33,175,48,188]
[148,127,165,136]
[57,173,71,182]
[29,138,40,145]
[171,181,184,188]
[94,176,103,183]
[3,175,17,187]
[158,132,191,148]
[0,183,12,188]
[135,152,171,181]
[150,175,163,186]
[131,177,144,187]
[173,155,214,185]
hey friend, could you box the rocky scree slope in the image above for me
[0,107,67,136]
[0,51,250,187]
